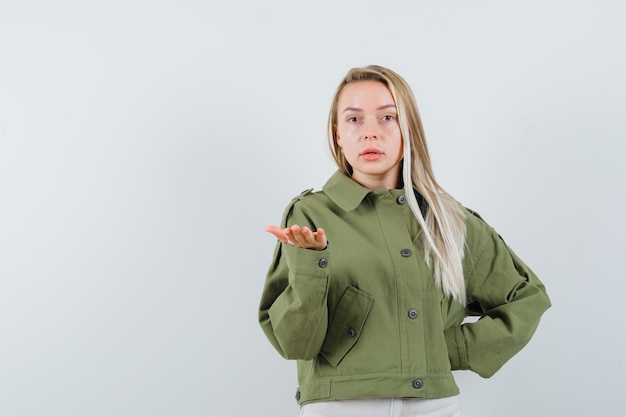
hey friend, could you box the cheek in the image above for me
[337,125,352,139]
[393,132,404,159]
[336,127,353,147]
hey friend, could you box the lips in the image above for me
[360,148,383,161]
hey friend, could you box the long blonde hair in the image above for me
[328,65,467,304]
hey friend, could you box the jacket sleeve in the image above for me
[258,193,330,360]
[444,213,551,378]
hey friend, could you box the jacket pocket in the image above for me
[320,285,373,367]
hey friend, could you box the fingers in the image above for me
[314,228,327,248]
[285,225,305,247]
[266,224,327,250]
[265,225,287,242]
[292,225,327,250]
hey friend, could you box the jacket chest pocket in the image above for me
[320,286,373,367]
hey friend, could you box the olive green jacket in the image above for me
[259,171,551,405]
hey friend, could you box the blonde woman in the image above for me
[259,65,550,417]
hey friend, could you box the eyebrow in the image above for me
[341,104,397,113]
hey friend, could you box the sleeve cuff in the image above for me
[283,243,331,276]
[444,326,469,371]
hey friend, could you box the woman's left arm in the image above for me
[445,215,551,378]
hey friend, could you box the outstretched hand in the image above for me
[265,225,327,251]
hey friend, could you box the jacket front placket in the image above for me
[368,189,429,375]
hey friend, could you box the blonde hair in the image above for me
[328,65,467,304]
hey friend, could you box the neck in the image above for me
[351,172,401,190]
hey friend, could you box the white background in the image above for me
[1,1,624,416]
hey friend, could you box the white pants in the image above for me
[300,396,462,417]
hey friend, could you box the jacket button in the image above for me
[408,309,418,319]
[318,258,328,268]
[346,328,356,338]
[400,249,411,257]
[412,379,423,389]
[295,390,301,400]
[396,195,406,204]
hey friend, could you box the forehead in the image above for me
[338,80,394,107]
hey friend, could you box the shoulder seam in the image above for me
[280,188,315,228]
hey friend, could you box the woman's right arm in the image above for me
[258,199,331,360]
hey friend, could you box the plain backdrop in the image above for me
[1,1,625,416]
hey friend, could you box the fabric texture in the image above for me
[259,170,551,405]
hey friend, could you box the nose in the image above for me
[362,116,379,141]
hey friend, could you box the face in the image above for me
[335,80,403,190]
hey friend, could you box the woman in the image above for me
[258,65,550,417]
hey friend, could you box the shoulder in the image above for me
[287,187,329,208]
[461,206,525,277]
[279,187,331,226]
[463,206,503,237]
[282,188,315,214]
[462,206,490,235]
[461,206,501,259]
[290,187,315,204]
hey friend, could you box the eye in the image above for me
[382,115,396,121]
[347,116,360,123]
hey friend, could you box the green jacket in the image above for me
[259,171,551,405]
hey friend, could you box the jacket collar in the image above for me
[322,170,429,215]
[322,171,371,211]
